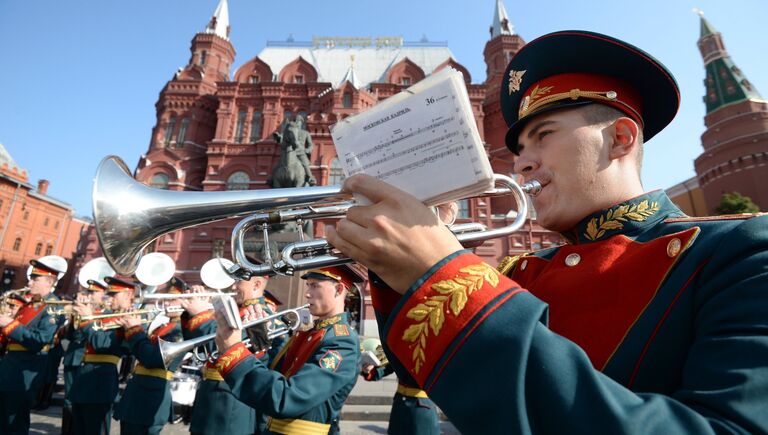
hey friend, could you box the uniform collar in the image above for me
[314,312,348,330]
[560,191,684,245]
[241,297,264,307]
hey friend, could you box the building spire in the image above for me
[696,9,763,113]
[489,0,514,39]
[205,0,230,40]
[338,55,362,89]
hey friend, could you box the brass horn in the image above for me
[157,304,310,368]
[93,156,540,278]
[93,156,348,276]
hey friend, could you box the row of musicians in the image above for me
[0,258,442,435]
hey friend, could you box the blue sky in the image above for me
[1,0,766,217]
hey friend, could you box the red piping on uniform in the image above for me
[627,261,708,387]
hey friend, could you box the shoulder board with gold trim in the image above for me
[333,324,350,337]
[497,254,526,277]
[665,212,767,223]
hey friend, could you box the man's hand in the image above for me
[117,315,143,330]
[73,302,93,317]
[326,174,463,294]
[214,307,242,354]
[0,314,13,327]
[361,363,375,376]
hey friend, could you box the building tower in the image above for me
[694,11,768,213]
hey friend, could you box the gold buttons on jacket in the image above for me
[667,238,682,257]
[565,253,581,267]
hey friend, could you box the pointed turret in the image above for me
[204,0,230,40]
[490,0,514,39]
[338,56,362,89]
[696,10,762,113]
[693,10,768,215]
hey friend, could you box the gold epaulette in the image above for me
[497,254,526,276]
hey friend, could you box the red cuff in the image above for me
[370,283,402,317]
[216,342,252,377]
[2,320,21,336]
[185,311,214,332]
[386,253,525,386]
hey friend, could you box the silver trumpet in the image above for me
[93,155,541,277]
[157,304,310,368]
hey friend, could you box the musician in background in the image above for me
[0,295,26,361]
[213,265,363,435]
[114,276,185,435]
[69,277,133,434]
[60,280,107,434]
[189,268,284,435]
[361,344,440,435]
[0,258,63,434]
[325,30,768,433]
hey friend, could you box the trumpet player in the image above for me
[0,258,64,434]
[213,265,363,435]
[189,269,283,435]
[114,276,186,435]
[68,277,129,435]
[0,295,26,361]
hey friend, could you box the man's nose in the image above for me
[513,153,540,175]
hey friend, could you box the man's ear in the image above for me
[608,117,640,161]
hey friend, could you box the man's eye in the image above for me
[538,130,553,140]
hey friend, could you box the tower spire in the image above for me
[489,0,514,39]
[205,0,230,40]
[696,9,762,113]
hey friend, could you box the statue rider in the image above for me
[276,114,316,186]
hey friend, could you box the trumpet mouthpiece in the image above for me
[522,180,542,197]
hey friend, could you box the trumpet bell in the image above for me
[93,155,349,275]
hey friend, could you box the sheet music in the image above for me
[331,68,493,206]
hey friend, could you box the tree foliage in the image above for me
[715,192,760,215]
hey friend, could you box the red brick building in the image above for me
[670,14,768,215]
[84,0,558,335]
[0,143,91,293]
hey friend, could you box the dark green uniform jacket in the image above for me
[216,312,360,435]
[365,364,440,435]
[115,320,184,427]
[185,309,258,435]
[371,191,768,434]
[70,311,128,404]
[0,293,60,401]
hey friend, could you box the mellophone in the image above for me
[93,155,541,278]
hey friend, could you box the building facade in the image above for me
[0,143,91,293]
[84,0,559,335]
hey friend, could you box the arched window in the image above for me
[45,244,53,255]
[329,158,345,185]
[200,50,207,65]
[249,112,262,143]
[12,238,21,251]
[164,116,176,145]
[457,199,470,219]
[227,171,250,190]
[343,93,352,108]
[34,243,42,255]
[177,117,190,147]
[150,173,170,190]
[235,110,247,143]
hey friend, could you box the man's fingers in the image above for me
[326,224,370,265]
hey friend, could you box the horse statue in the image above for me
[270,115,316,188]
